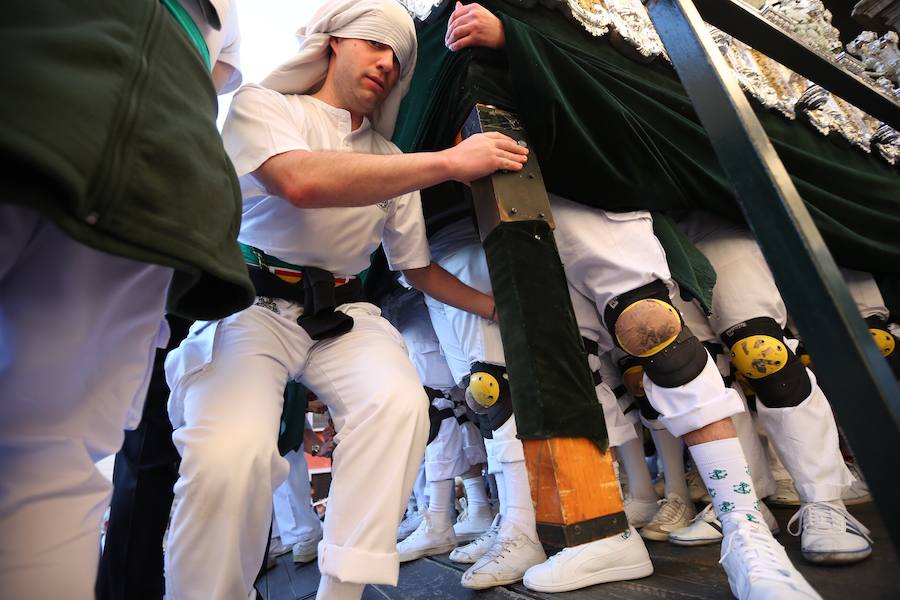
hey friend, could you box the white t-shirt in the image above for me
[178,0,242,92]
[222,84,431,276]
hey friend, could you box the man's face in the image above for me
[329,37,401,115]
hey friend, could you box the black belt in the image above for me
[582,337,603,386]
[247,265,364,340]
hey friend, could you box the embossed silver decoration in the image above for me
[603,0,666,60]
[566,0,612,37]
[398,0,446,20]
[872,125,900,166]
[846,30,900,88]
[761,0,842,55]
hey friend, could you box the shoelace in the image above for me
[462,524,499,550]
[652,496,687,524]
[691,503,716,524]
[479,536,519,564]
[719,522,798,586]
[787,502,873,542]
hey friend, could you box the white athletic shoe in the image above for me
[450,514,500,564]
[842,463,872,506]
[397,511,458,563]
[397,508,424,541]
[687,468,713,504]
[453,497,495,543]
[522,527,653,593]
[669,503,780,547]
[292,536,321,564]
[640,493,696,541]
[720,518,821,600]
[787,502,873,564]
[460,522,546,589]
[767,479,801,507]
[623,495,659,529]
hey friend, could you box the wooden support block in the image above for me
[524,437,628,549]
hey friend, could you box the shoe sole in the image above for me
[461,573,526,590]
[640,527,678,542]
[293,552,317,564]
[842,494,872,506]
[668,535,721,547]
[802,547,872,564]
[523,560,654,593]
[399,542,458,563]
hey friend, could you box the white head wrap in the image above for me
[261,0,417,139]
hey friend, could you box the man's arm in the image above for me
[252,132,527,209]
[403,262,496,322]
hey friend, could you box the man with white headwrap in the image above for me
[163,1,529,599]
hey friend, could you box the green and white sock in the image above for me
[690,437,764,525]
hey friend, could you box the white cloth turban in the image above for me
[261,0,417,139]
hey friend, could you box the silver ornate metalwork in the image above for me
[566,0,613,37]
[603,0,666,60]
[398,0,447,21]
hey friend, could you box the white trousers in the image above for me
[164,301,428,598]
[273,449,323,546]
[678,210,851,501]
[0,206,172,598]
[550,198,744,436]
[426,397,469,482]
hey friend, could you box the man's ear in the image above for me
[328,36,340,56]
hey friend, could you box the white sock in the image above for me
[495,471,507,518]
[462,473,490,510]
[651,426,690,500]
[732,393,777,498]
[413,463,428,512]
[316,575,364,600]
[499,460,537,541]
[427,479,455,529]
[691,437,764,525]
[617,434,656,502]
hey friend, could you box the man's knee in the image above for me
[605,280,707,388]
[720,317,811,408]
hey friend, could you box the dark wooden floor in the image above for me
[257,503,900,599]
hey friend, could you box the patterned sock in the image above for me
[690,437,765,525]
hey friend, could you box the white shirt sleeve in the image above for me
[382,189,432,271]
[222,84,311,178]
[214,1,242,93]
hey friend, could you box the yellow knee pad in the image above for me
[614,298,682,358]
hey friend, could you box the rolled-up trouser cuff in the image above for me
[645,355,745,437]
[489,416,525,464]
[425,457,467,482]
[318,541,399,586]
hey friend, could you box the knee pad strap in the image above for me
[721,317,811,408]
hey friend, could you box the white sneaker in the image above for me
[719,518,821,600]
[449,514,500,564]
[396,508,423,541]
[842,463,872,506]
[522,527,652,592]
[640,493,696,541]
[453,497,495,543]
[787,502,873,564]
[767,479,801,507]
[687,468,713,503]
[460,522,546,589]
[397,510,458,562]
[669,503,780,547]
[623,496,659,529]
[292,536,320,564]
